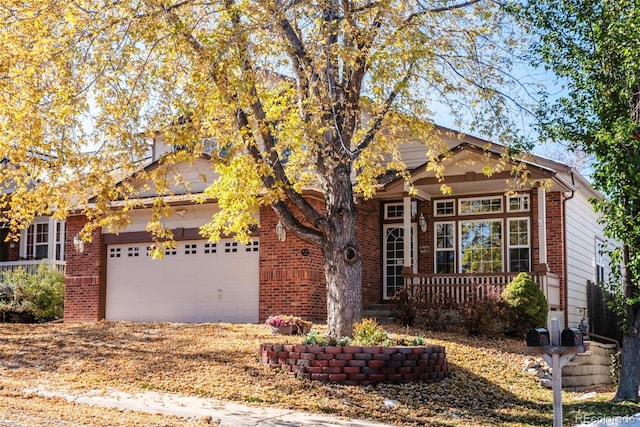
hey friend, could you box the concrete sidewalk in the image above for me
[26,387,396,427]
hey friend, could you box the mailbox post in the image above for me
[526,318,585,427]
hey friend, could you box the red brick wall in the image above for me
[63,215,104,321]
[7,240,19,262]
[545,191,565,309]
[260,343,448,385]
[357,199,381,307]
[418,200,432,275]
[531,190,566,310]
[259,204,327,323]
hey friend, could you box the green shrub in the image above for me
[0,264,64,323]
[501,273,548,337]
[352,318,390,346]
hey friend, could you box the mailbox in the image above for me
[561,327,584,347]
[526,328,550,347]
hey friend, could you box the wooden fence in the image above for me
[403,271,561,308]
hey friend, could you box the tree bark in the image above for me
[613,243,640,402]
[614,332,640,402]
[322,162,362,338]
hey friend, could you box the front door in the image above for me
[383,224,417,300]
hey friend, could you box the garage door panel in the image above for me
[106,238,259,323]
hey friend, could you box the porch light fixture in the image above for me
[73,234,85,253]
[275,220,286,242]
[418,213,427,233]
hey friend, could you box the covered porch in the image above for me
[378,140,574,313]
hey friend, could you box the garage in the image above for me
[105,238,259,323]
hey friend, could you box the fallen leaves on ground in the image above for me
[0,322,636,426]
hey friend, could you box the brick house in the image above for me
[57,127,609,329]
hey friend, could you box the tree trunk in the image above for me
[613,243,640,402]
[324,235,362,338]
[613,332,640,402]
[323,162,362,338]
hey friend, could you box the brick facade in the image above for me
[357,198,381,308]
[62,188,570,323]
[545,191,566,309]
[259,204,327,323]
[63,215,104,321]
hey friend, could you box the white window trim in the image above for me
[458,196,503,216]
[384,201,419,220]
[434,221,456,273]
[507,194,530,213]
[458,218,504,273]
[384,202,404,220]
[434,199,456,217]
[21,217,55,260]
[507,217,530,272]
[54,220,66,261]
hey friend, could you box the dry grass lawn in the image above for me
[0,321,638,426]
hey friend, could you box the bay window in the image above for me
[433,195,531,274]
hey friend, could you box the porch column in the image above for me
[402,196,412,274]
[47,217,57,262]
[537,184,548,270]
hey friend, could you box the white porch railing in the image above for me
[0,261,66,277]
[403,271,561,309]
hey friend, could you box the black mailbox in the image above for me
[561,327,584,347]
[526,328,550,347]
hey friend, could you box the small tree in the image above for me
[501,273,548,337]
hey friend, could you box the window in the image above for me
[596,239,606,284]
[434,200,455,217]
[508,218,530,272]
[26,223,49,260]
[459,197,502,215]
[55,222,65,261]
[435,222,455,273]
[384,201,419,220]
[127,247,140,257]
[384,203,404,220]
[224,242,238,253]
[507,194,530,212]
[460,220,502,273]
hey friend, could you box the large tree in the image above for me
[515,0,640,401]
[0,0,526,337]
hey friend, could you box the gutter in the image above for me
[562,170,576,327]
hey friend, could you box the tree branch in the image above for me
[353,65,415,156]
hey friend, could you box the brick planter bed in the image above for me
[259,343,448,385]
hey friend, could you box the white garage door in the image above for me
[106,238,259,323]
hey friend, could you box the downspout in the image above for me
[562,171,576,327]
